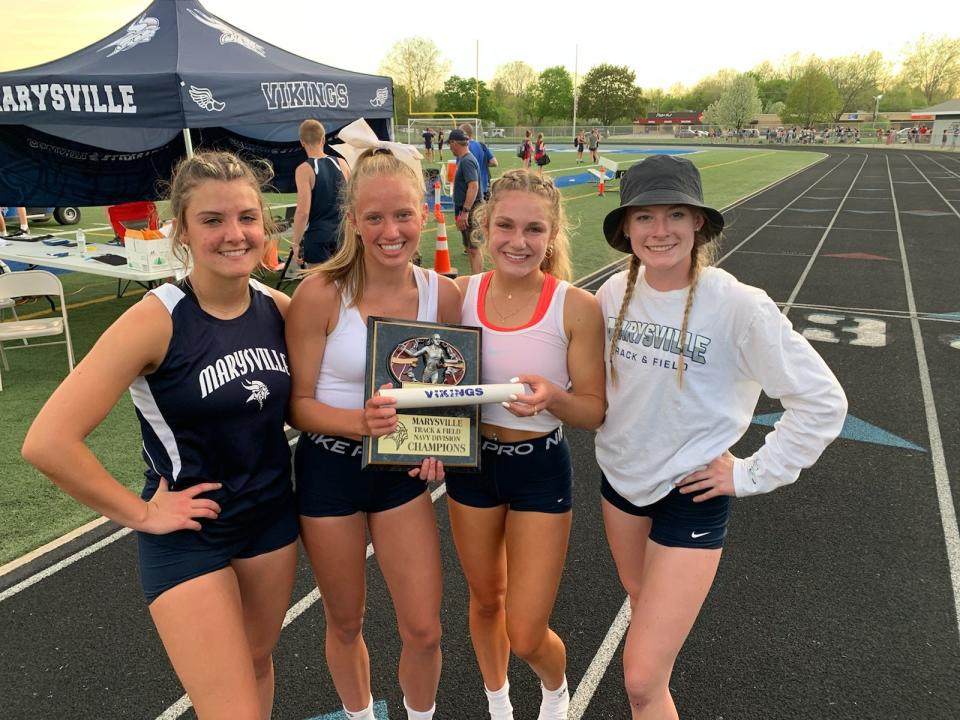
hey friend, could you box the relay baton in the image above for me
[379,383,524,409]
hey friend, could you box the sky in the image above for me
[0,0,950,91]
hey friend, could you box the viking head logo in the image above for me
[370,88,389,107]
[241,379,270,410]
[189,86,226,112]
[99,14,160,56]
[383,421,409,450]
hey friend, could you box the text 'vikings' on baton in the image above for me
[379,383,525,408]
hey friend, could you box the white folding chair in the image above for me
[0,270,75,391]
[0,261,26,370]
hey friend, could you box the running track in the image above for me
[2,145,959,719]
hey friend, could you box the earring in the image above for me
[544,245,554,259]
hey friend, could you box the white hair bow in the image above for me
[333,118,424,176]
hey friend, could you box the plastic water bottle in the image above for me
[76,228,87,256]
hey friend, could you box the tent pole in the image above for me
[182,128,195,158]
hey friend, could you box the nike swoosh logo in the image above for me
[691,531,710,538]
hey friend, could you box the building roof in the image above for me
[913,99,960,116]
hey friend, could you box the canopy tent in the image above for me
[0,0,393,206]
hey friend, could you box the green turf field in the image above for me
[0,146,823,565]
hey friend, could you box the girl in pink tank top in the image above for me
[446,170,607,719]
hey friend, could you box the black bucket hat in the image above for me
[602,155,724,253]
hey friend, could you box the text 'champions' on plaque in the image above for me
[362,317,481,471]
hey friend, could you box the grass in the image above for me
[0,145,823,565]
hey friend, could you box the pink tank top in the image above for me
[462,272,569,432]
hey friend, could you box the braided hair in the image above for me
[608,211,721,386]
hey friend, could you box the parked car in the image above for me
[2,206,81,225]
[675,128,698,138]
[482,128,505,137]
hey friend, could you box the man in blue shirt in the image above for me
[449,128,482,274]
[459,123,498,201]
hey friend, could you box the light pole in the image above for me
[874,94,883,123]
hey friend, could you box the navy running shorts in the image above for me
[295,433,428,517]
[601,473,731,550]
[446,427,572,513]
[137,489,298,604]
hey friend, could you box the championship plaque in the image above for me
[362,317,482,471]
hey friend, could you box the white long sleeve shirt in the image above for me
[595,266,847,507]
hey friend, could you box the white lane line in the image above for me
[887,155,960,641]
[568,596,631,720]
[0,527,132,603]
[918,154,960,180]
[0,516,111,577]
[903,155,960,221]
[1,436,301,598]
[157,482,450,719]
[783,154,869,315]
[716,154,851,265]
[777,302,960,323]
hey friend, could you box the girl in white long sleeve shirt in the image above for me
[595,155,847,720]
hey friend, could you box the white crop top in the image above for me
[314,266,440,409]
[462,272,570,432]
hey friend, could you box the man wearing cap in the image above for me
[459,123,498,201]
[449,127,483,274]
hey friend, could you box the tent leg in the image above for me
[183,128,194,158]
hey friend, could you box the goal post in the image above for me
[406,117,485,140]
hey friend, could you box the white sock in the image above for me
[537,676,569,720]
[343,696,375,720]
[484,679,514,720]
[19,224,28,232]
[403,696,435,720]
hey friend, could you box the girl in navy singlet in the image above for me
[23,152,299,719]
[445,170,606,720]
[286,146,461,720]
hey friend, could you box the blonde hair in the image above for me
[314,148,423,306]
[299,119,326,146]
[473,169,572,281]
[607,209,721,386]
[167,151,277,267]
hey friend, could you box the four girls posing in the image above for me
[23,145,846,720]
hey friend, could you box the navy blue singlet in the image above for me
[130,279,292,519]
[302,156,345,263]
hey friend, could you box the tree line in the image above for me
[379,35,960,128]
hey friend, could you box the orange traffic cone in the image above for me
[598,165,606,196]
[261,238,285,272]
[433,220,457,277]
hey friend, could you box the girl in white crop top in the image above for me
[447,170,606,720]
[285,147,461,720]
